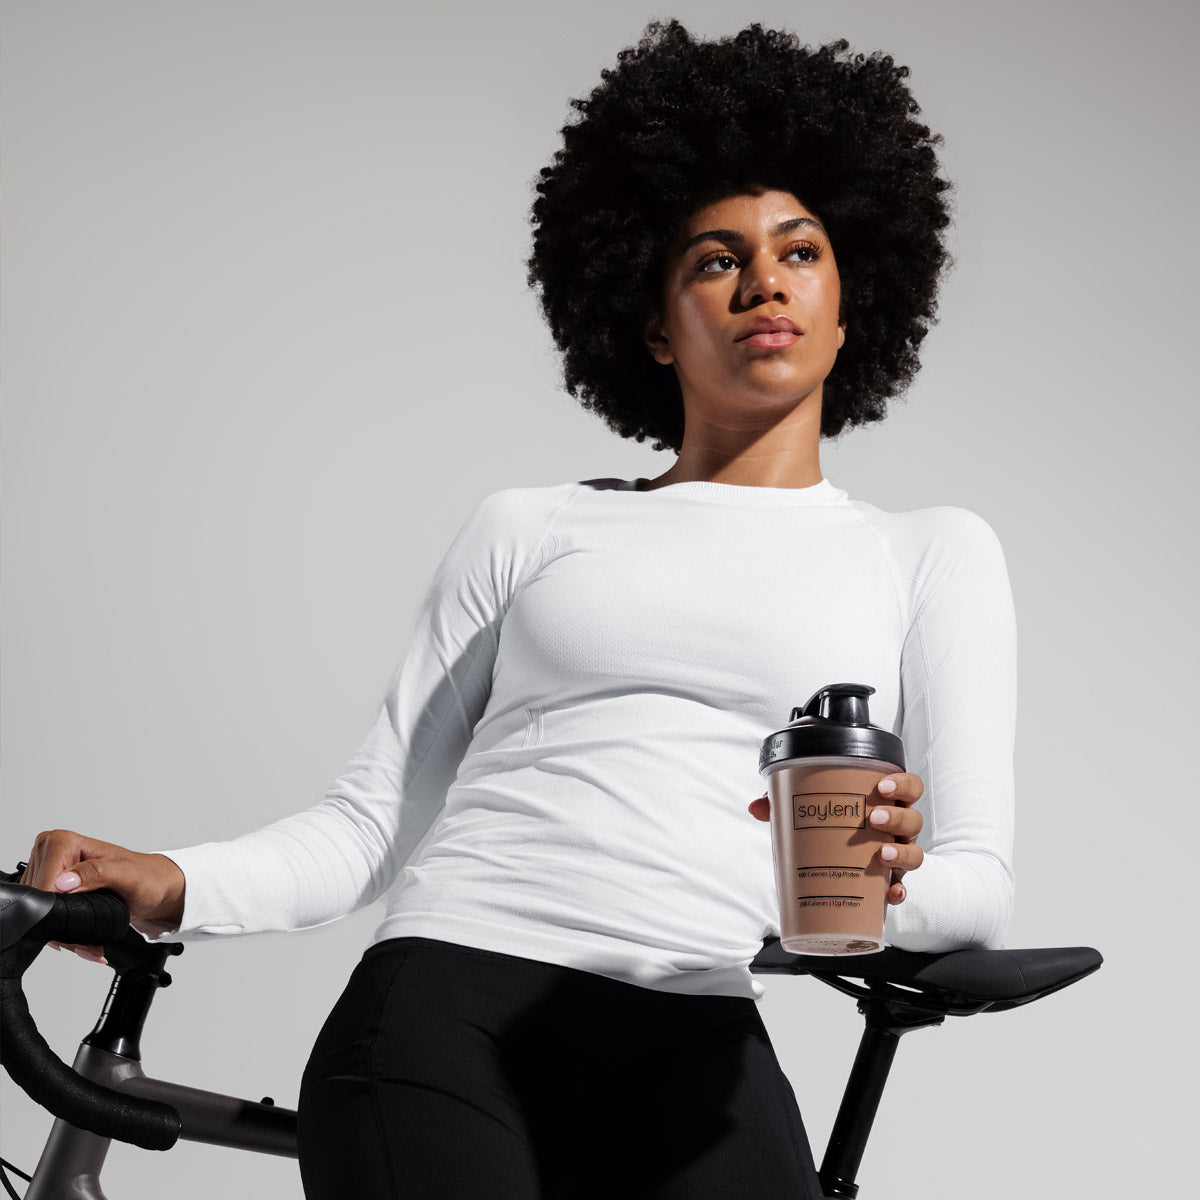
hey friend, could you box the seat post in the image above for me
[817,992,946,1199]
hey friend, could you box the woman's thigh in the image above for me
[573,993,823,1200]
[296,938,546,1199]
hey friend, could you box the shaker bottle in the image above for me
[758,683,905,955]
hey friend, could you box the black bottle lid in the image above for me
[758,683,905,773]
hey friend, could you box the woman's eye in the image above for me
[785,242,821,263]
[698,253,738,273]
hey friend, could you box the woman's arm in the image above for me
[19,490,554,947]
[149,492,543,939]
[883,507,1018,951]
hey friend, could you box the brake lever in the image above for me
[0,876,56,953]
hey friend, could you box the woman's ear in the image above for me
[644,314,675,366]
[837,320,846,350]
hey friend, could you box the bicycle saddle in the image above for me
[752,939,1103,1015]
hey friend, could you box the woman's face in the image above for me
[646,189,845,430]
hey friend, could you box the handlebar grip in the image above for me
[27,889,133,948]
[0,889,182,1152]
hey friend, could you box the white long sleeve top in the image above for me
[160,477,1017,999]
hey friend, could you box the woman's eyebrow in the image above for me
[680,216,826,252]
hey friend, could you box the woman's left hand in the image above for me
[748,772,925,905]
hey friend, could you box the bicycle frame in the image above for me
[24,1040,297,1200]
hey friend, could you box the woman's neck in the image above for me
[642,402,823,491]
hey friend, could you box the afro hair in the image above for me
[528,21,952,449]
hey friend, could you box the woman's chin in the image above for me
[691,386,823,429]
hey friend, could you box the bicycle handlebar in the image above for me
[0,877,182,1151]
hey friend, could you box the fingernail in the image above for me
[54,872,81,891]
[878,779,897,794]
[73,948,107,965]
[880,844,899,861]
[870,808,889,826]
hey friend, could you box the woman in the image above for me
[22,22,1015,1198]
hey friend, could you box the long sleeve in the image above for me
[155,492,537,938]
[881,507,1018,951]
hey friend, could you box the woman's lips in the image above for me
[740,330,800,348]
[736,316,801,349]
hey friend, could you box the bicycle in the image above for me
[0,864,1102,1198]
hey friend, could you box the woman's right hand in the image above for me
[19,829,186,964]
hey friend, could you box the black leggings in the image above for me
[297,937,823,1199]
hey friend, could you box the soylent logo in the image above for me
[792,793,866,831]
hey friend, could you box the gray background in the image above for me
[3,0,1196,1195]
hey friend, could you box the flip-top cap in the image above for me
[758,683,905,773]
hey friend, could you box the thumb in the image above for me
[53,861,95,892]
[54,850,136,899]
[25,830,131,894]
[748,794,770,822]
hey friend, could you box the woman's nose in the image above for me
[738,254,790,307]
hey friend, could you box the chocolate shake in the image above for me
[759,684,905,955]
